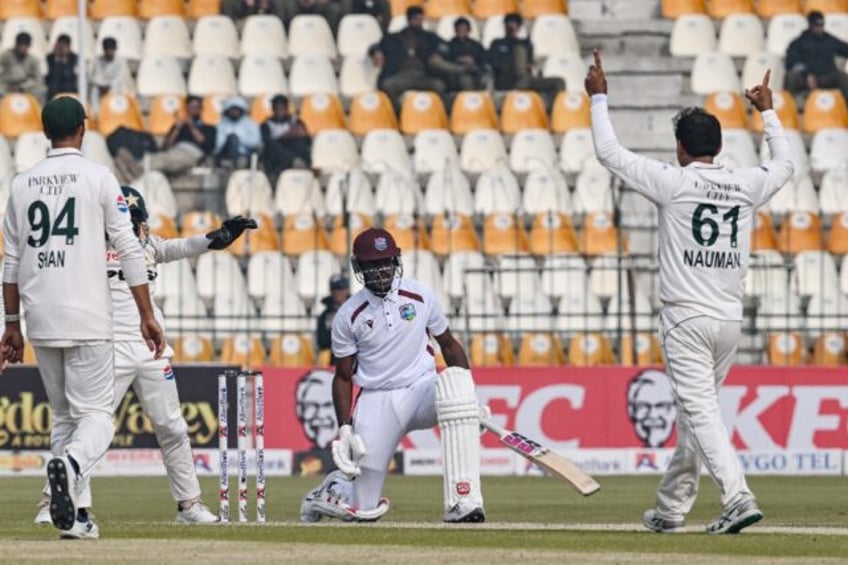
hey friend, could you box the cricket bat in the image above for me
[482,420,601,496]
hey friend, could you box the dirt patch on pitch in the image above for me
[2,540,844,565]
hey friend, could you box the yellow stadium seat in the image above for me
[751,211,778,252]
[518,332,565,366]
[281,214,330,257]
[450,91,498,134]
[580,212,626,256]
[802,0,848,13]
[430,213,480,256]
[522,0,569,18]
[704,0,753,17]
[767,332,805,366]
[811,332,846,366]
[299,93,347,135]
[470,332,515,366]
[220,335,267,367]
[752,0,802,16]
[227,213,281,256]
[704,92,748,129]
[426,0,471,18]
[0,0,40,19]
[317,349,332,367]
[148,94,186,136]
[482,213,529,256]
[473,0,519,18]
[147,212,180,239]
[44,0,78,19]
[391,0,424,16]
[827,212,848,255]
[187,0,222,18]
[23,342,38,365]
[0,94,41,139]
[802,89,848,133]
[400,91,448,134]
[90,0,137,18]
[777,211,824,253]
[139,0,185,18]
[568,332,614,366]
[201,94,228,126]
[349,91,397,136]
[383,214,430,251]
[662,0,706,17]
[181,211,222,237]
[620,333,663,366]
[550,91,590,133]
[500,91,548,134]
[527,212,579,256]
[97,93,143,136]
[246,93,272,124]
[328,213,373,256]
[748,90,799,132]
[172,335,215,362]
[269,334,316,366]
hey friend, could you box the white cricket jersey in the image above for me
[591,95,794,321]
[2,148,147,342]
[332,278,449,390]
[107,234,208,342]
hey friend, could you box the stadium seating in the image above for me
[705,0,753,18]
[567,333,614,366]
[339,55,379,98]
[81,131,114,169]
[181,211,222,237]
[670,14,716,57]
[748,89,798,131]
[522,170,571,214]
[425,0,472,18]
[14,132,49,172]
[662,0,707,18]
[97,93,143,136]
[414,129,460,174]
[719,14,764,56]
[134,170,177,218]
[436,15,482,40]
[238,55,287,97]
[241,15,287,58]
[803,0,848,13]
[474,0,520,18]
[311,129,360,172]
[766,332,805,365]
[809,128,848,173]
[0,0,40,19]
[792,250,840,297]
[96,17,143,60]
[187,0,222,19]
[573,167,614,213]
[802,90,848,132]
[143,16,192,58]
[751,211,779,251]
[289,15,337,59]
[137,56,187,96]
[400,92,448,135]
[765,174,819,214]
[509,129,557,174]
[825,12,848,43]
[619,333,663,366]
[517,333,565,365]
[0,94,41,139]
[147,213,179,238]
[690,52,741,94]
[288,55,339,97]
[530,15,580,58]
[337,14,382,58]
[541,53,586,93]
[299,94,346,134]
[528,212,579,255]
[742,52,785,95]
[551,92,590,134]
[580,212,623,255]
[228,214,281,256]
[451,92,498,134]
[220,334,267,366]
[296,250,339,309]
[766,13,806,56]
[172,335,215,363]
[460,128,508,173]
[559,127,594,173]
[776,211,825,253]
[424,166,473,215]
[1,18,47,62]
[827,212,848,254]
[49,16,96,57]
[361,130,412,173]
[470,333,515,366]
[705,92,748,129]
[281,214,329,257]
[247,251,296,302]
[275,169,325,217]
[753,0,802,17]
[375,172,422,214]
[269,335,316,367]
[90,0,137,18]
[522,0,569,18]
[811,332,847,366]
[193,15,240,58]
[139,0,185,18]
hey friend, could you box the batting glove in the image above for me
[332,424,367,479]
[206,216,258,250]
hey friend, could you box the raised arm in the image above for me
[586,50,680,206]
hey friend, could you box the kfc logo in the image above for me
[627,370,677,448]
[295,370,338,450]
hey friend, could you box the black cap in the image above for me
[121,185,148,224]
[406,5,424,19]
[504,12,523,26]
[330,274,350,291]
[808,11,825,26]
[42,96,87,140]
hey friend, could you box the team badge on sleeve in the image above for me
[116,194,129,213]
[399,303,416,321]
[163,365,175,381]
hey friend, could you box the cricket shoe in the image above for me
[47,456,79,531]
[60,514,99,540]
[34,495,52,524]
[643,509,685,533]
[300,471,355,523]
[706,498,763,535]
[444,501,486,523]
[176,500,218,524]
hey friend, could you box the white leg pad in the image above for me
[435,367,484,517]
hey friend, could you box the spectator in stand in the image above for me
[114,96,216,180]
[0,32,45,101]
[215,96,261,168]
[46,35,78,100]
[260,94,312,184]
[489,13,564,102]
[785,11,848,103]
[444,17,488,91]
[316,274,351,365]
[221,0,286,18]
[371,6,447,105]
[90,37,134,113]
[348,0,391,31]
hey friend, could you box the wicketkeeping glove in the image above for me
[206,216,258,250]
[332,424,367,479]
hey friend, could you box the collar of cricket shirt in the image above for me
[687,161,722,169]
[47,148,83,158]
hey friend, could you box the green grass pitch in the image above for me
[1,475,846,563]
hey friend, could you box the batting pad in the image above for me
[435,367,484,513]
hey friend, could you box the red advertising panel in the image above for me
[262,367,848,456]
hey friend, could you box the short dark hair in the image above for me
[504,13,523,27]
[15,32,32,46]
[102,37,117,50]
[454,16,471,30]
[271,94,289,109]
[673,107,722,158]
[406,5,424,19]
[186,95,202,105]
[57,34,71,46]
[808,10,825,27]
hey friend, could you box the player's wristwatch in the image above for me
[5,314,21,323]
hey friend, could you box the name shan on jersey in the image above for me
[37,250,65,269]
[683,249,741,269]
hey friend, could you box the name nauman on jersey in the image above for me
[683,248,741,269]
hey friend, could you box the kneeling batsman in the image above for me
[300,228,485,523]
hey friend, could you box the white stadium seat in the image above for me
[425,166,474,216]
[691,52,741,95]
[718,14,765,57]
[2,18,47,63]
[806,294,848,337]
[325,170,375,217]
[238,55,288,97]
[760,129,809,178]
[742,52,784,93]
[212,293,254,336]
[339,55,379,98]
[81,131,114,169]
[460,128,508,174]
[842,255,848,296]
[193,15,240,58]
[757,293,803,333]
[296,250,340,309]
[260,289,312,333]
[196,253,247,300]
[403,250,445,303]
[746,250,790,300]
[133,170,178,218]
[143,16,192,58]
[247,251,296,302]
[164,295,211,334]
[14,132,49,172]
[716,129,759,168]
[241,15,288,58]
[766,14,806,57]
[573,167,614,214]
[559,128,595,174]
[188,55,237,96]
[310,129,359,173]
[374,172,423,215]
[49,16,96,58]
[443,251,487,300]
[530,15,580,59]
[0,137,13,179]
[670,14,716,57]
[509,129,557,174]
[522,170,571,215]
[764,174,819,214]
[818,166,848,215]
[473,167,521,215]
[337,14,382,57]
[462,279,503,332]
[826,13,848,43]
[556,289,604,333]
[387,15,407,33]
[413,129,459,175]
[96,17,143,60]
[605,291,655,332]
[156,260,199,304]
[225,169,275,216]
[809,128,848,173]
[495,253,539,301]
[793,250,839,297]
[137,56,187,96]
[481,15,528,49]
[541,53,587,93]
[274,169,326,217]
[504,292,554,333]
[289,54,339,97]
[361,129,412,174]
[288,14,337,58]
[541,254,588,299]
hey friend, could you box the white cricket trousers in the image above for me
[36,341,116,507]
[656,306,753,518]
[352,374,438,510]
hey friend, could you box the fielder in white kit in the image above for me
[32,186,256,526]
[300,228,486,523]
[586,51,793,534]
[1,97,165,539]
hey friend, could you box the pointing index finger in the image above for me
[762,69,770,88]
[593,49,602,70]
